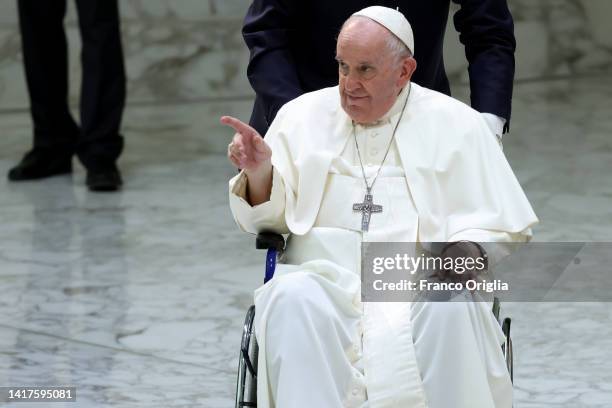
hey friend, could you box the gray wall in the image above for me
[0,0,610,110]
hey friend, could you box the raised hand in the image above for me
[220,115,273,205]
[221,116,272,172]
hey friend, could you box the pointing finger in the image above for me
[220,116,259,138]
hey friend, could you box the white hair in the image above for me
[384,29,413,62]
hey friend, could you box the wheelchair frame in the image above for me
[235,233,513,408]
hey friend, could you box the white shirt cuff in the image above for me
[480,113,506,140]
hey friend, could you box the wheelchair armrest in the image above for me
[256,232,285,251]
[502,317,511,338]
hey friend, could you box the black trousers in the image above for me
[17,0,126,171]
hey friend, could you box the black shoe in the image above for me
[8,148,73,181]
[86,166,123,192]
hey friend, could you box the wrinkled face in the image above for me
[336,18,415,124]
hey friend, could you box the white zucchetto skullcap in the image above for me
[352,6,414,55]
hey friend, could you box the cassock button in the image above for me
[370,148,379,156]
[372,132,378,138]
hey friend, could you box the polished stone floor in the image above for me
[0,76,611,407]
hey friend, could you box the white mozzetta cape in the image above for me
[248,82,538,242]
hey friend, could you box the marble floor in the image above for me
[0,76,611,407]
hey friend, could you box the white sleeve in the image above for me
[447,228,531,268]
[228,166,289,235]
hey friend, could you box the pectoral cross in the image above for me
[353,190,383,232]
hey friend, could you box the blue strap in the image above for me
[264,248,277,283]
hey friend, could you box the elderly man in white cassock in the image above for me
[222,6,538,408]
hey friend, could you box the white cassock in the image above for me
[229,83,538,408]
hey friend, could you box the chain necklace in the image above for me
[352,83,411,232]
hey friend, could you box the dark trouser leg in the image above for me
[74,0,126,171]
[17,0,79,150]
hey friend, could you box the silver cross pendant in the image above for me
[353,191,383,232]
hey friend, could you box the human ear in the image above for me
[401,57,417,82]
[396,57,416,88]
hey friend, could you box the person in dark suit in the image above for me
[8,0,126,192]
[242,0,515,143]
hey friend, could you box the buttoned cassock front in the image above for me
[228,83,538,407]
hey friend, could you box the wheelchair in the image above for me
[235,233,514,408]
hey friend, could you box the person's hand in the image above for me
[221,116,273,205]
[221,116,271,174]
[437,241,487,284]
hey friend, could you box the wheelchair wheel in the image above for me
[236,305,258,407]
